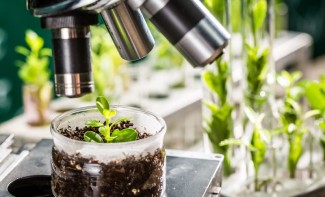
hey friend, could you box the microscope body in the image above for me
[27,0,230,98]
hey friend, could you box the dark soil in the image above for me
[58,120,151,142]
[51,147,165,197]
[52,121,165,197]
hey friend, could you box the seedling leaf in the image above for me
[103,109,116,120]
[303,109,321,120]
[319,122,325,130]
[85,120,104,127]
[98,127,107,136]
[220,138,257,151]
[253,0,267,32]
[84,131,103,143]
[105,136,117,143]
[96,96,110,114]
[244,107,257,123]
[112,128,137,142]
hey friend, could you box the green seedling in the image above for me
[221,107,270,191]
[303,77,325,161]
[278,70,320,178]
[84,96,137,143]
[202,0,235,176]
[203,59,229,106]
[280,98,320,178]
[204,0,241,32]
[245,44,269,110]
[203,101,234,175]
[249,0,267,45]
[244,0,270,111]
[202,58,234,176]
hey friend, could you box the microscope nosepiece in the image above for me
[140,0,230,67]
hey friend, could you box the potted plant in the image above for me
[15,29,52,126]
[50,96,166,196]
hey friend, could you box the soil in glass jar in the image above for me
[51,122,165,197]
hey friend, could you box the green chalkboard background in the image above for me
[0,1,53,123]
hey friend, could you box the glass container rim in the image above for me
[51,105,166,147]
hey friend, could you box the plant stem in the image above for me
[289,155,296,179]
[321,140,325,162]
[254,167,260,191]
[289,168,295,179]
[223,154,233,176]
[249,3,257,47]
[212,144,232,176]
[272,146,277,181]
[309,134,313,179]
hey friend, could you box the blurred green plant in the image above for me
[204,0,241,32]
[203,0,234,176]
[245,44,269,110]
[202,59,234,176]
[15,30,51,86]
[303,76,325,161]
[221,107,270,191]
[244,0,270,111]
[83,25,127,101]
[274,0,287,33]
[15,30,52,126]
[277,70,320,178]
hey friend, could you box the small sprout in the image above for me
[84,96,137,143]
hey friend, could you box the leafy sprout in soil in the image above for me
[84,96,137,143]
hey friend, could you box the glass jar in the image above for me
[50,106,166,197]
